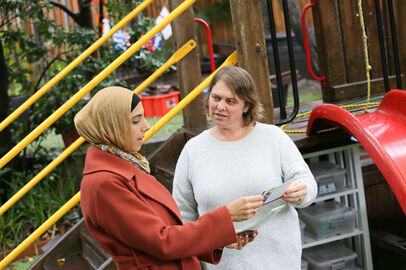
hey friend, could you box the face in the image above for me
[129,102,150,153]
[208,80,248,130]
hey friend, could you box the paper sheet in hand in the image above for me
[262,181,292,205]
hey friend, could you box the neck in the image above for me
[211,123,254,142]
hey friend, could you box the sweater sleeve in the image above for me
[278,129,318,208]
[172,146,200,223]
[93,176,237,261]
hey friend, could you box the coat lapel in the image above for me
[134,170,183,223]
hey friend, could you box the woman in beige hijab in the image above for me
[75,86,263,270]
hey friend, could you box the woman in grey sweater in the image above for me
[172,66,317,270]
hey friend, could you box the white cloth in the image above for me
[155,6,172,40]
[172,122,317,270]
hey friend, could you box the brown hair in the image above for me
[208,66,263,125]
[74,86,134,153]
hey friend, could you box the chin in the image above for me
[131,146,141,153]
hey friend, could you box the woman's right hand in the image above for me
[226,195,264,221]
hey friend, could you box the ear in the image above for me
[243,103,249,113]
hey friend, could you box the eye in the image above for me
[132,117,141,124]
[227,99,236,104]
[211,95,220,101]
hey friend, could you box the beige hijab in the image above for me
[74,86,133,153]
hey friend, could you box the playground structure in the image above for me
[0,0,405,269]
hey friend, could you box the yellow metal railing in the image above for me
[0,40,197,216]
[0,0,155,133]
[0,0,197,170]
[0,51,238,270]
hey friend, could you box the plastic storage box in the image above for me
[302,242,357,270]
[299,200,356,239]
[141,91,180,117]
[308,161,347,196]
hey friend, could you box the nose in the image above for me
[217,100,226,111]
[143,118,151,131]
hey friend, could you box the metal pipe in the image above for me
[194,18,216,73]
[277,0,299,125]
[266,0,286,119]
[374,0,390,92]
[0,0,197,170]
[0,40,196,216]
[0,0,156,133]
[387,0,402,89]
[301,0,326,85]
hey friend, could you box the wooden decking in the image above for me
[280,97,382,165]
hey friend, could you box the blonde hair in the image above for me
[74,86,134,153]
[209,66,263,125]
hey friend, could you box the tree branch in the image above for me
[50,1,81,25]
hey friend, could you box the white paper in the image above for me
[262,180,292,205]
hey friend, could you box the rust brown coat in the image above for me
[80,147,236,270]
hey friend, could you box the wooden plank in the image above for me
[364,0,384,79]
[397,0,406,88]
[333,75,400,100]
[168,0,208,133]
[312,0,346,102]
[338,1,365,83]
[229,0,274,124]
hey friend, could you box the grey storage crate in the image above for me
[299,201,356,240]
[303,242,357,270]
[308,161,347,196]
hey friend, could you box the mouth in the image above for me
[214,112,227,119]
[137,137,144,142]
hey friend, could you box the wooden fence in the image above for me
[312,0,406,102]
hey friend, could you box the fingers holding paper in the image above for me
[282,181,307,204]
[226,195,264,221]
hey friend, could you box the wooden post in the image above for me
[168,0,207,133]
[229,0,274,124]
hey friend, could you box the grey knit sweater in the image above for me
[172,122,317,270]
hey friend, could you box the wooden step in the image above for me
[80,227,110,269]
[29,218,115,270]
[42,255,92,270]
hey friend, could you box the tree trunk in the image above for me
[0,40,12,157]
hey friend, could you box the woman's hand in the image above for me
[282,181,307,204]
[226,195,264,221]
[225,230,259,250]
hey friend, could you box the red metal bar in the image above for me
[194,18,216,73]
[301,0,326,86]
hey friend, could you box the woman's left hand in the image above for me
[282,181,307,204]
[225,230,259,250]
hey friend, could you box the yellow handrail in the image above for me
[0,0,197,170]
[144,52,238,141]
[0,40,196,216]
[0,0,155,133]
[0,51,237,270]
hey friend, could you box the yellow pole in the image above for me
[0,0,197,170]
[0,138,85,216]
[0,51,237,270]
[144,51,238,140]
[0,0,155,133]
[0,40,196,216]
[134,40,196,94]
[0,193,81,270]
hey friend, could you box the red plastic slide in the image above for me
[307,89,406,214]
